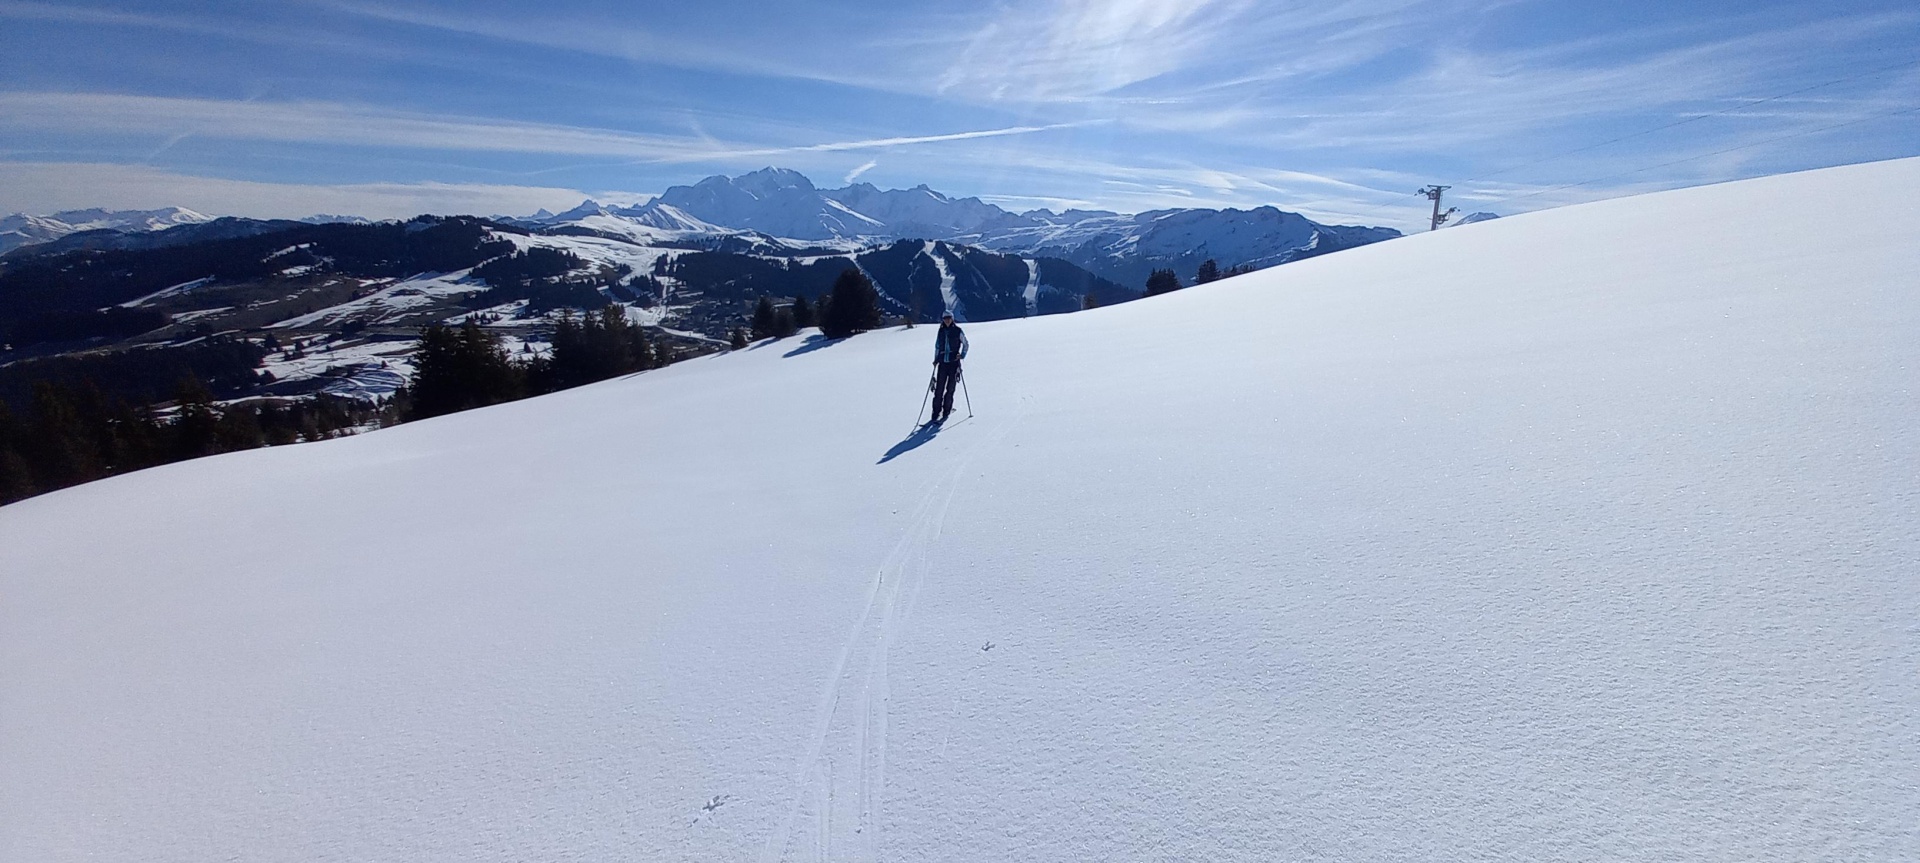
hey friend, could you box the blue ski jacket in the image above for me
[933,323,969,364]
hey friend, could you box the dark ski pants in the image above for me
[933,360,961,420]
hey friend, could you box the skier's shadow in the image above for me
[782,334,838,358]
[877,421,943,464]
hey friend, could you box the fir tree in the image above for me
[170,377,223,460]
[1083,293,1101,311]
[533,305,656,393]
[407,320,524,420]
[1145,268,1183,296]
[751,296,777,340]
[729,327,749,350]
[1194,259,1221,284]
[791,294,814,328]
[819,268,883,339]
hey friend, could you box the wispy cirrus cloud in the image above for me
[0,92,1082,163]
[315,0,912,94]
[843,159,879,184]
[0,0,1914,225]
[0,0,424,65]
[0,161,626,220]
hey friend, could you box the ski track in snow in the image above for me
[762,410,1018,863]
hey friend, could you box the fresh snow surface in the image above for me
[4,158,1918,862]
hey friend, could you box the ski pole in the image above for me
[913,369,936,429]
[959,368,973,418]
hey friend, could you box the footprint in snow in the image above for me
[981,641,994,652]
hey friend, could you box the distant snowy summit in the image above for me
[0,206,211,255]
[0,209,388,257]
[523,167,1402,287]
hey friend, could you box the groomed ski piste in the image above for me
[4,158,1917,862]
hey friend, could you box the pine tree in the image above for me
[0,400,37,503]
[751,296,777,340]
[1145,268,1182,296]
[819,268,882,339]
[729,327,749,350]
[406,320,523,419]
[1194,259,1221,284]
[170,377,223,460]
[1083,293,1101,310]
[791,294,814,328]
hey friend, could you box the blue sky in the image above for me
[1,0,1915,232]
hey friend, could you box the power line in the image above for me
[1456,55,1920,188]
[1417,185,1457,231]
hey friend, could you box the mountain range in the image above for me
[517,168,1403,288]
[0,170,1409,405]
[3,170,1404,292]
[0,207,212,256]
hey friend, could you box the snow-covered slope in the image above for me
[4,158,1917,862]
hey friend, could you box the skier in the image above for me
[929,311,968,424]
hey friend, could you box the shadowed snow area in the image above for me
[4,158,1918,861]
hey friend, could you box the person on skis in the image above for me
[930,311,968,423]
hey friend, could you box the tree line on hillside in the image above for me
[0,302,706,504]
[404,305,682,421]
[1144,258,1260,297]
[738,268,883,344]
[0,216,519,349]
[0,336,270,409]
[0,379,390,505]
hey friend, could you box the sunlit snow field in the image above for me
[3,158,1916,862]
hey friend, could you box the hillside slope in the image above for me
[3,158,1917,862]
